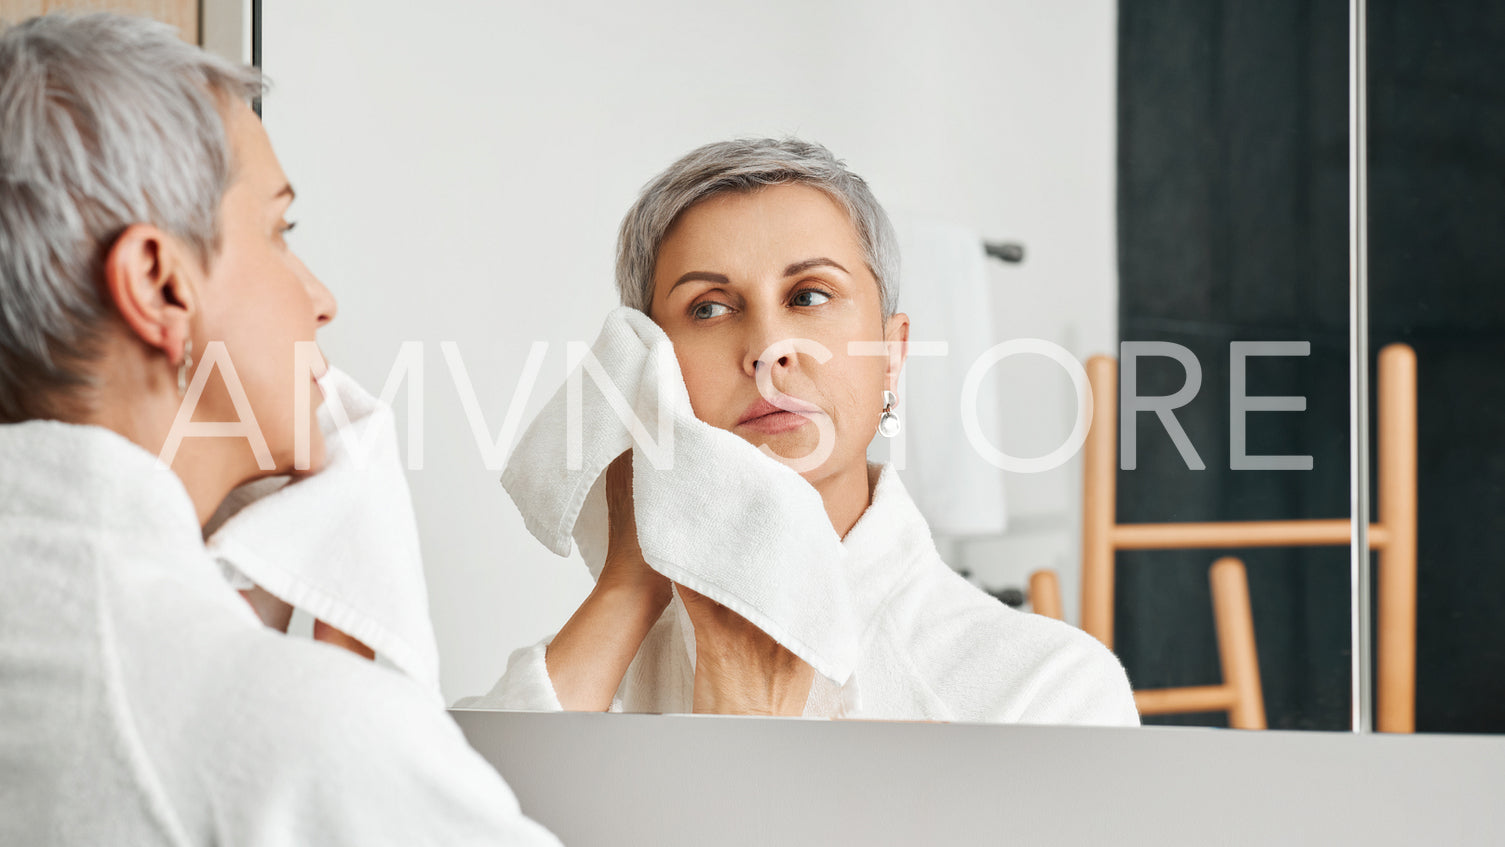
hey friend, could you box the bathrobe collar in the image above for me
[668,462,938,665]
[841,463,938,634]
[0,419,204,551]
[671,462,940,715]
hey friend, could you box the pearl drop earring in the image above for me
[177,339,194,397]
[878,389,901,438]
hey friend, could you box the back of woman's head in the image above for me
[615,138,900,322]
[0,13,260,422]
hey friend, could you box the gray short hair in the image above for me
[0,13,262,422]
[615,138,900,321]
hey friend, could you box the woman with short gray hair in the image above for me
[614,137,902,322]
[472,138,1140,724]
[0,13,556,844]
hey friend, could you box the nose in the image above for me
[297,256,338,326]
[311,279,338,327]
[741,312,799,379]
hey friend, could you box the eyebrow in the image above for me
[668,258,850,295]
[273,183,296,203]
[668,271,731,294]
[783,257,848,277]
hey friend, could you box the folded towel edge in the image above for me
[210,538,441,695]
[646,555,858,686]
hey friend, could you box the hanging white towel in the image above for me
[205,367,440,695]
[501,307,861,685]
[875,214,1009,536]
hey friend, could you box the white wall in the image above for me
[262,0,1118,703]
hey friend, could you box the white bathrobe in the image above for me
[0,420,558,846]
[464,464,1140,725]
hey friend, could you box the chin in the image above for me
[298,433,329,476]
[271,425,327,478]
[758,433,846,477]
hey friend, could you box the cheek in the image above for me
[206,255,315,349]
[234,289,311,386]
[674,348,734,424]
[663,330,741,424]
[816,323,888,409]
[200,271,319,458]
[822,354,888,436]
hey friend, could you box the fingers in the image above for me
[604,451,634,520]
[678,585,775,646]
[603,451,644,564]
[313,619,376,661]
[238,585,295,632]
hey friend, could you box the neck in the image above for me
[73,348,260,529]
[172,440,260,528]
[91,404,256,529]
[811,459,874,539]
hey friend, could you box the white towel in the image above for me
[501,307,861,684]
[205,367,440,694]
[463,462,1139,726]
[874,214,1009,536]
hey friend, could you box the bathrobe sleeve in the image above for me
[216,640,563,846]
[458,602,693,714]
[454,638,565,712]
[1002,624,1141,726]
[879,565,1141,726]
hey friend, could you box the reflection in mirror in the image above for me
[263,1,1354,729]
[1367,1,1505,733]
[1115,2,1355,730]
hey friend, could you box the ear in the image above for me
[103,224,199,364]
[882,312,910,396]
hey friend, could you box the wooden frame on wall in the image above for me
[0,0,249,62]
[0,1,199,43]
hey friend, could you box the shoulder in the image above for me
[196,626,468,773]
[10,512,556,844]
[878,565,1139,726]
[160,624,559,845]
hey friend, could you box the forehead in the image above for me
[221,98,287,198]
[660,184,863,261]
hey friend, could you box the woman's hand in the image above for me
[237,586,375,661]
[544,452,672,710]
[313,619,376,660]
[595,453,670,602]
[679,586,815,716]
[238,584,295,632]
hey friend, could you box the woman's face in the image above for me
[649,183,908,489]
[191,100,337,474]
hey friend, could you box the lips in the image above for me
[310,355,333,409]
[736,394,823,434]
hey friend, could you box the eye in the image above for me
[791,288,831,307]
[692,301,732,320]
[277,220,298,240]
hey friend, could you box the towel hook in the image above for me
[983,241,1025,264]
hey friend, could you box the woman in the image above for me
[0,13,556,844]
[473,138,1139,724]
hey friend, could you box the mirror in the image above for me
[1113,2,1355,730]
[261,0,1356,728]
[1365,0,1505,733]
